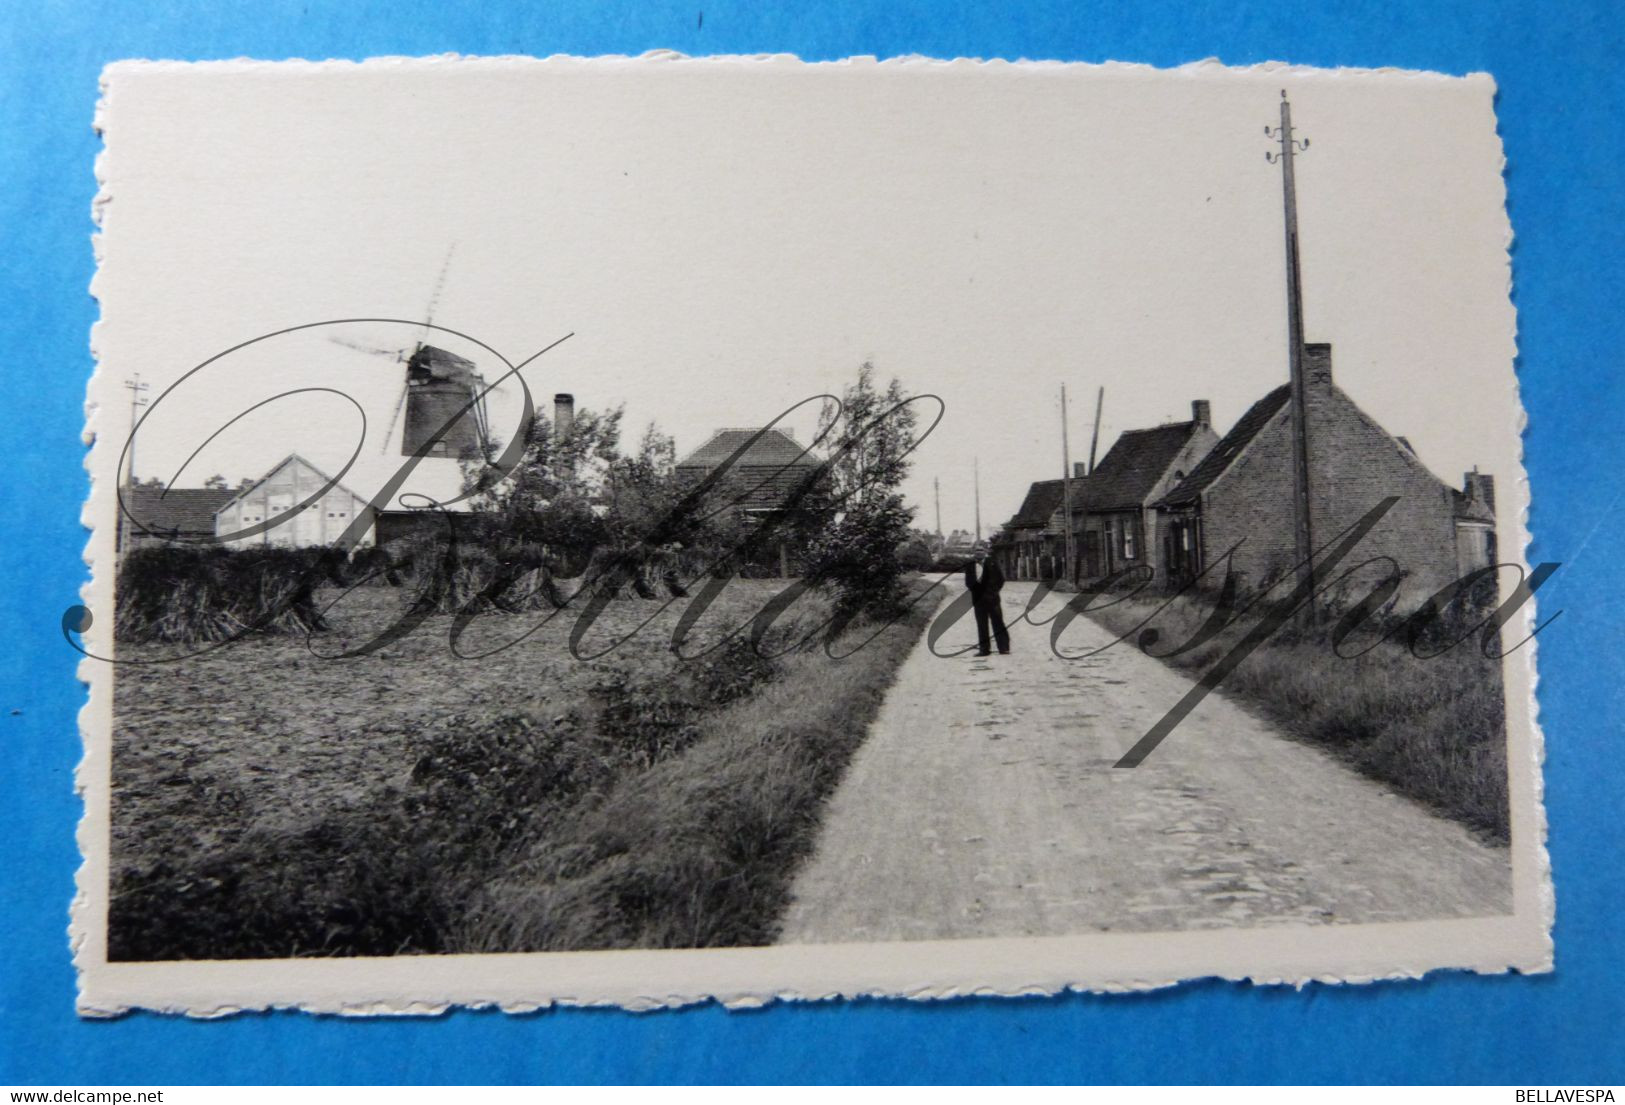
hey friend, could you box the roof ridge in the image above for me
[674,426,818,470]
[1157,384,1291,506]
[1117,419,1196,436]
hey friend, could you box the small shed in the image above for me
[996,479,1068,581]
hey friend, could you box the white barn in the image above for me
[214,454,375,548]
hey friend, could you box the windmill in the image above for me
[328,246,499,459]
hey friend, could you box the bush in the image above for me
[803,493,916,624]
[593,634,783,768]
[108,803,452,959]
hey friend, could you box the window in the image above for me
[1122,519,1137,559]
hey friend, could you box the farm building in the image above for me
[674,427,822,576]
[213,454,376,548]
[119,485,236,551]
[1067,400,1218,586]
[1156,343,1497,605]
[674,427,821,517]
[993,479,1068,581]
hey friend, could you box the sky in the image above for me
[93,56,1519,537]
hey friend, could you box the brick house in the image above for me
[1067,401,1218,585]
[1156,343,1497,605]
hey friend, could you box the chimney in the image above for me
[1464,471,1496,512]
[553,393,575,444]
[1191,399,1211,428]
[553,393,576,481]
[1073,461,1088,479]
[1303,343,1334,391]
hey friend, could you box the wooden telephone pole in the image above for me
[973,457,982,543]
[1088,386,1104,475]
[1060,385,1076,584]
[120,374,150,557]
[1267,90,1316,610]
[934,475,942,536]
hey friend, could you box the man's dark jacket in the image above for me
[964,558,1005,602]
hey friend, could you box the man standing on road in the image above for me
[964,545,1010,657]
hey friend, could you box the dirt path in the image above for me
[778,582,1510,944]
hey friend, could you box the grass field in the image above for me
[1084,591,1510,843]
[109,576,940,959]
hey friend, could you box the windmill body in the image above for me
[400,344,489,459]
[326,334,501,514]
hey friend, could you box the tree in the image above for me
[804,363,920,620]
[815,362,918,510]
[459,406,716,582]
[204,474,229,490]
[898,536,935,571]
[464,405,623,514]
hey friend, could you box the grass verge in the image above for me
[1085,592,1509,843]
[452,577,942,952]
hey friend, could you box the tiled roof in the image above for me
[123,485,237,538]
[675,428,818,471]
[1008,479,1070,528]
[1158,386,1291,507]
[1081,420,1208,511]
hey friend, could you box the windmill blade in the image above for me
[329,335,406,361]
[420,243,457,342]
[466,369,508,396]
[475,392,492,453]
[381,380,409,455]
[463,375,491,453]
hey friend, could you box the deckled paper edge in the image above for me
[73,51,1553,1018]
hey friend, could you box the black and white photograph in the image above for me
[76,55,1549,1013]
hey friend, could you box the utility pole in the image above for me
[1267,89,1316,616]
[973,457,981,543]
[1060,385,1076,584]
[934,476,942,537]
[1088,386,1104,474]
[121,374,150,557]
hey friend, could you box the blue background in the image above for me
[2,0,1621,1085]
